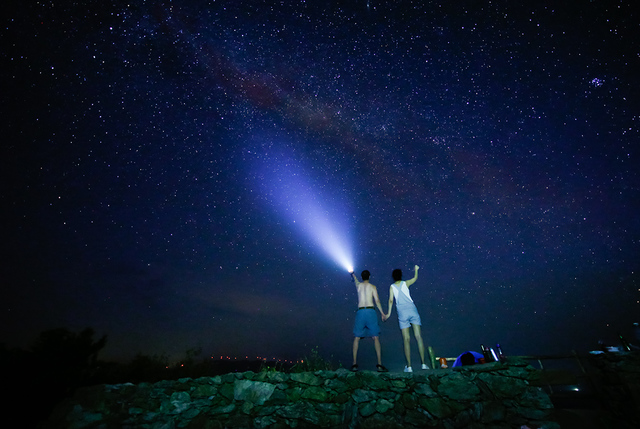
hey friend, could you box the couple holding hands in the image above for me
[350,265,428,373]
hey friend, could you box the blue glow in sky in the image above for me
[250,146,354,273]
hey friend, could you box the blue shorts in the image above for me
[397,304,421,330]
[353,308,381,337]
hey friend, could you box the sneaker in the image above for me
[350,364,358,372]
[376,364,389,373]
[421,364,429,370]
[404,366,413,373]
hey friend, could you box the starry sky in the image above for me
[2,0,639,369]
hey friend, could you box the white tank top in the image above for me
[391,281,414,305]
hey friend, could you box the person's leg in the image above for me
[412,324,426,365]
[352,309,367,369]
[373,336,382,365]
[402,327,412,367]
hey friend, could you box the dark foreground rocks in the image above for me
[44,359,559,428]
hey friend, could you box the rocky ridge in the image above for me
[45,359,559,428]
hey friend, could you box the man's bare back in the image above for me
[356,281,379,308]
[352,275,385,319]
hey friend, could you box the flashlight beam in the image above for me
[252,149,354,272]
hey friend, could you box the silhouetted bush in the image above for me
[290,346,338,372]
[1,327,107,428]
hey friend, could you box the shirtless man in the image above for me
[385,265,428,372]
[350,270,388,372]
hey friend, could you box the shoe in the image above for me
[376,364,389,373]
[351,364,358,372]
[404,366,413,373]
[422,364,429,369]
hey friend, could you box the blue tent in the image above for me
[452,351,485,367]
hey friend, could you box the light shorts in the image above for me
[353,308,381,337]
[397,303,421,330]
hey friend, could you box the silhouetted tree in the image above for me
[1,327,107,428]
[30,327,107,391]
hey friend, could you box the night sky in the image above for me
[2,0,639,370]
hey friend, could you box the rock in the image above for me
[334,368,350,377]
[404,409,431,426]
[268,372,289,383]
[359,401,377,417]
[220,373,236,384]
[266,388,288,405]
[240,401,254,414]
[286,386,304,401]
[453,408,473,427]
[276,401,314,420]
[254,415,277,428]
[400,392,417,409]
[352,388,378,403]
[233,379,275,405]
[376,398,394,413]
[301,386,329,401]
[210,403,235,415]
[390,379,407,389]
[418,397,453,419]
[357,372,389,390]
[414,381,438,398]
[168,391,191,414]
[317,402,342,415]
[477,372,527,399]
[518,387,553,410]
[344,372,365,390]
[290,372,322,386]
[182,407,200,420]
[324,377,348,392]
[437,372,481,400]
[66,404,103,429]
[217,383,234,401]
[191,383,217,398]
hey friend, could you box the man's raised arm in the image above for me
[406,265,420,287]
[350,271,360,286]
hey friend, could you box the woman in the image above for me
[385,265,428,372]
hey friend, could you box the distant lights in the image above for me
[211,355,302,364]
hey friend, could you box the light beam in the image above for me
[250,147,354,272]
